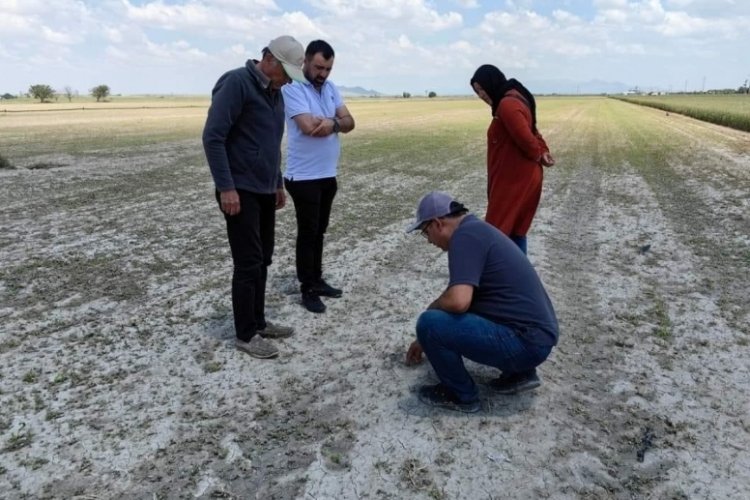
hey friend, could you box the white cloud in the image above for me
[123,1,221,29]
[104,28,124,44]
[0,0,48,15]
[397,35,415,49]
[480,10,551,35]
[41,26,76,45]
[308,0,462,31]
[0,13,34,36]
[594,8,629,23]
[229,44,246,57]
[105,45,130,60]
[552,10,583,23]
[0,0,748,95]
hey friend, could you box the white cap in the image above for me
[267,35,305,83]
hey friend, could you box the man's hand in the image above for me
[310,118,336,137]
[405,341,424,366]
[275,188,286,209]
[220,189,241,215]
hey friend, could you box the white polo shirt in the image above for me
[282,79,344,181]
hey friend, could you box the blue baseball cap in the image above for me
[406,191,467,232]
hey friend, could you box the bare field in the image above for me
[1,97,749,499]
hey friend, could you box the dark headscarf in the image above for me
[470,64,538,133]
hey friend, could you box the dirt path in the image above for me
[1,98,748,499]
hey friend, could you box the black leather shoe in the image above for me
[312,280,342,298]
[302,292,326,313]
[489,370,541,395]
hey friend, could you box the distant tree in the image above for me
[29,84,55,103]
[1,93,16,100]
[740,79,750,94]
[402,91,411,98]
[428,91,437,98]
[90,84,111,102]
[63,86,77,102]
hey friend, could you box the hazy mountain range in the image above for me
[339,80,639,97]
[338,86,382,97]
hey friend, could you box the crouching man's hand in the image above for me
[405,341,424,366]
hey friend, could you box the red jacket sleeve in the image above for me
[536,132,550,155]
[497,98,543,162]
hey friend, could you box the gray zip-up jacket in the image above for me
[202,60,284,194]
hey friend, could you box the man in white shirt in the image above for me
[282,40,355,313]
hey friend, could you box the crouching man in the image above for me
[405,191,559,413]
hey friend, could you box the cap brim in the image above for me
[281,63,306,83]
[405,220,423,233]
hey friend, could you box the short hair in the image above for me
[443,201,468,219]
[306,40,334,60]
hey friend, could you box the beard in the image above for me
[304,69,326,89]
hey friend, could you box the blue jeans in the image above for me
[416,310,551,402]
[510,234,527,254]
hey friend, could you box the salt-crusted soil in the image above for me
[1,101,749,499]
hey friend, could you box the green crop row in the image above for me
[612,94,750,132]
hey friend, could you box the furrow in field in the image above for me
[531,98,750,499]
[616,112,750,335]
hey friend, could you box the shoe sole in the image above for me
[492,379,541,395]
[302,301,326,313]
[418,395,481,413]
[258,332,294,339]
[236,346,279,359]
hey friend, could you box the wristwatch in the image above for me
[332,118,340,133]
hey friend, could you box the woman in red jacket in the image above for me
[470,65,554,254]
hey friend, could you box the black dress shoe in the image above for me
[489,370,541,395]
[302,292,326,313]
[312,280,342,298]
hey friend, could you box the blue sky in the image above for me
[1,0,748,96]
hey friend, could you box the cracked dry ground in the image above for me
[0,97,748,499]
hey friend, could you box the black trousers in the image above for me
[217,189,275,341]
[284,177,337,291]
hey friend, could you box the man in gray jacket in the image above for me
[203,35,304,359]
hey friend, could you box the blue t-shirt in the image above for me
[448,215,559,346]
[282,79,344,180]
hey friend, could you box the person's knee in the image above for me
[533,344,553,366]
[296,220,320,240]
[233,262,263,281]
[416,310,449,345]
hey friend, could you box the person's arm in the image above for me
[292,113,325,135]
[406,284,473,365]
[309,86,355,136]
[536,133,555,166]
[334,104,355,133]
[427,284,474,313]
[498,98,544,162]
[282,82,322,136]
[202,72,245,214]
